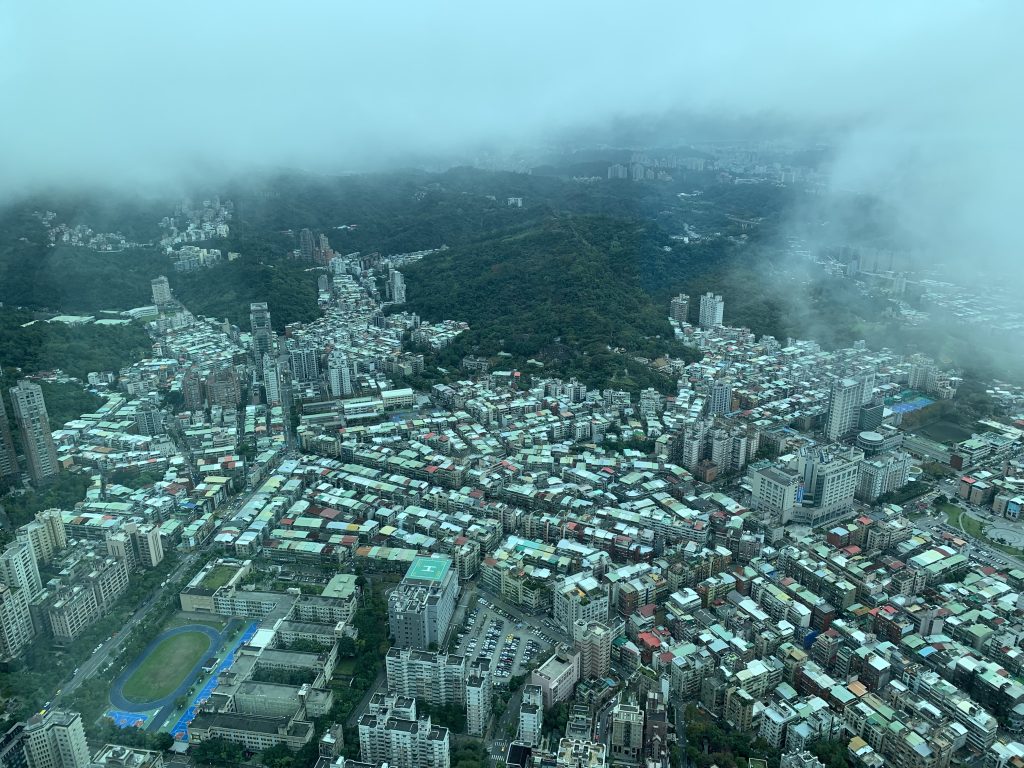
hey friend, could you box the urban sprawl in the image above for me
[2,205,1024,768]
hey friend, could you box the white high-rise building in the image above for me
[670,293,690,324]
[709,379,733,416]
[387,556,459,650]
[710,427,748,472]
[465,657,491,737]
[10,381,59,484]
[698,292,724,328]
[328,350,353,397]
[150,275,172,306]
[748,463,802,524]
[263,354,283,406]
[552,573,608,638]
[519,685,544,747]
[289,346,320,383]
[824,378,863,441]
[677,420,711,472]
[856,451,912,503]
[22,710,90,768]
[575,621,613,680]
[389,269,407,304]
[385,647,466,707]
[0,582,35,659]
[790,447,861,528]
[357,693,450,768]
[0,542,42,600]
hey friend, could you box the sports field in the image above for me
[120,630,212,703]
[918,420,973,445]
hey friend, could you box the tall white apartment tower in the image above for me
[328,350,353,397]
[698,292,725,328]
[0,542,42,600]
[263,354,283,406]
[249,302,275,363]
[518,685,544,747]
[465,657,492,737]
[709,379,733,416]
[22,711,89,768]
[824,377,864,441]
[150,275,172,306]
[10,381,59,484]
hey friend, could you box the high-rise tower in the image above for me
[10,381,59,484]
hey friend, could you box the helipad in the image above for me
[406,556,452,583]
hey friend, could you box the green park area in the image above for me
[120,631,212,703]
[943,504,1024,556]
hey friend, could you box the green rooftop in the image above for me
[200,564,239,590]
[405,556,452,583]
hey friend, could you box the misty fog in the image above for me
[2,1,1021,282]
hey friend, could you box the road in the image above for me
[51,549,205,710]
[911,487,1024,573]
[48,469,283,712]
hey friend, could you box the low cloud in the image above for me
[2,2,1020,282]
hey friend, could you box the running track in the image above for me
[109,624,226,728]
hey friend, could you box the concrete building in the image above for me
[327,351,353,398]
[388,269,406,304]
[465,657,491,737]
[824,378,863,442]
[555,738,605,768]
[709,379,733,416]
[748,463,802,524]
[263,355,283,407]
[22,711,89,768]
[0,542,42,600]
[16,520,62,567]
[0,394,19,486]
[531,648,581,709]
[387,556,458,650]
[670,293,690,324]
[357,693,450,768]
[575,621,612,680]
[150,276,173,306]
[289,347,320,383]
[205,366,241,409]
[385,648,466,707]
[90,744,164,768]
[189,712,314,752]
[698,292,725,328]
[126,523,165,568]
[856,451,912,503]
[552,573,608,638]
[0,583,34,660]
[133,400,163,437]
[518,685,543,747]
[791,447,861,528]
[250,302,274,365]
[10,381,59,484]
[609,700,644,766]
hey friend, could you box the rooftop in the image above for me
[405,555,452,584]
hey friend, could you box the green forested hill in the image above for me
[0,311,153,379]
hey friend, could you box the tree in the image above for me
[192,738,244,768]
[933,494,948,508]
[258,743,296,768]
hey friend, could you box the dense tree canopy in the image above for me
[0,310,152,379]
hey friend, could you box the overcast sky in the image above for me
[2,1,1021,269]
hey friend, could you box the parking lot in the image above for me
[453,595,557,681]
